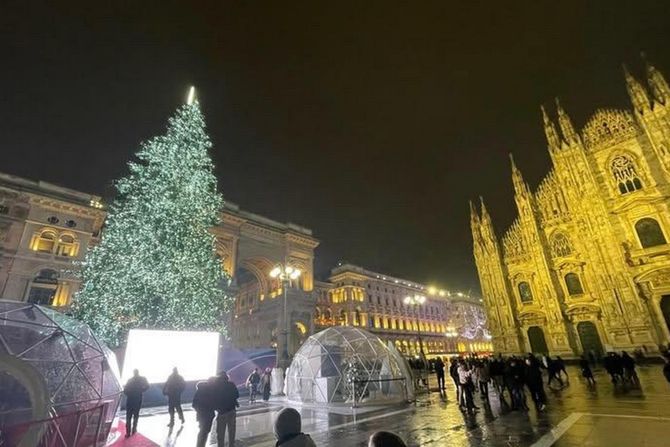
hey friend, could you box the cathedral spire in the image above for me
[541,105,560,151]
[555,98,579,145]
[478,196,497,242]
[510,153,529,197]
[470,200,481,244]
[643,54,670,105]
[624,64,651,113]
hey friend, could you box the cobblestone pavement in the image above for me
[126,365,670,446]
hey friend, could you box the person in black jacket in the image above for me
[580,355,596,387]
[524,356,546,411]
[163,367,186,427]
[123,369,150,438]
[216,371,240,447]
[434,357,446,391]
[193,376,217,447]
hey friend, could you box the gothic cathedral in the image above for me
[471,58,670,357]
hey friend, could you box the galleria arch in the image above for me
[212,202,319,354]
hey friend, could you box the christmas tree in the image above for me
[72,91,231,347]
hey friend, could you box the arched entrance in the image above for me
[576,321,603,356]
[527,326,549,354]
[661,295,670,335]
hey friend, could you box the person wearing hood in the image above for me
[273,408,316,447]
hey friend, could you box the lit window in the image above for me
[611,155,643,194]
[518,282,533,303]
[636,218,667,248]
[564,273,584,296]
[35,231,57,253]
[57,234,78,257]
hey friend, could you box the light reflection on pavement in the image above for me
[120,365,670,446]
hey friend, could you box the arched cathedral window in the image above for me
[564,273,584,296]
[611,155,643,194]
[635,218,667,248]
[518,282,533,303]
[550,233,572,258]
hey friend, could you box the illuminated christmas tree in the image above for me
[72,91,231,347]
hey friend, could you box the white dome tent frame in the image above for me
[286,326,414,407]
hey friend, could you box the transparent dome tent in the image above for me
[0,300,123,446]
[286,326,414,406]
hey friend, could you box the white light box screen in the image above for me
[122,329,219,383]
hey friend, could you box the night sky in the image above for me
[2,1,670,291]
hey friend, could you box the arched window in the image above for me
[635,218,667,248]
[27,269,59,305]
[550,233,572,258]
[314,307,321,319]
[564,273,584,296]
[324,308,332,321]
[35,230,56,253]
[57,234,77,257]
[354,307,362,326]
[518,282,533,303]
[611,155,643,194]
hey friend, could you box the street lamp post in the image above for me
[404,294,428,392]
[269,264,301,369]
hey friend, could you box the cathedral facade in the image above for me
[471,60,670,357]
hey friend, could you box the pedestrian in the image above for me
[368,431,407,447]
[509,358,528,411]
[555,356,569,384]
[163,367,186,427]
[216,371,239,447]
[246,368,261,403]
[621,351,639,385]
[524,356,546,411]
[490,356,507,407]
[449,358,461,402]
[123,369,150,438]
[434,356,446,391]
[273,407,316,446]
[457,360,478,413]
[260,368,272,401]
[546,357,564,388]
[579,355,596,387]
[193,376,217,447]
[476,360,490,400]
[604,352,623,385]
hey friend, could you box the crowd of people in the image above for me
[120,349,670,446]
[123,367,410,446]
[425,350,663,415]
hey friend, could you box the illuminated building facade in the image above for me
[314,263,492,356]
[472,60,670,356]
[0,173,105,306]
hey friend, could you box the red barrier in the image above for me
[1,404,110,447]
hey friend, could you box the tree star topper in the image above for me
[187,86,196,105]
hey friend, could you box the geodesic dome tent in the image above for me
[0,300,122,447]
[286,326,413,405]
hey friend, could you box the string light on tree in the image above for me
[72,87,232,347]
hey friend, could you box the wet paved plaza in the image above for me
[120,365,670,446]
